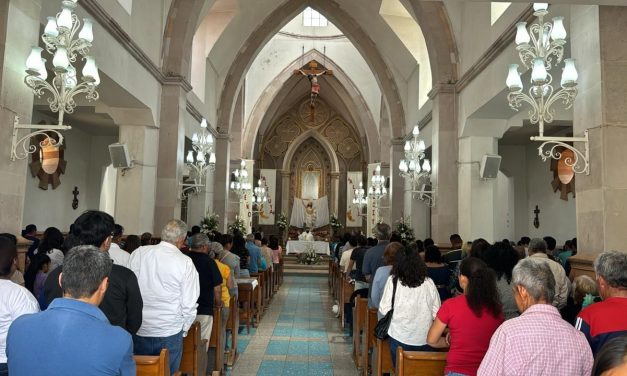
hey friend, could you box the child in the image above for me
[25,254,51,305]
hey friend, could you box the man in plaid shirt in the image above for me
[478,259,592,376]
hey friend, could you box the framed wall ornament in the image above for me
[29,132,66,190]
[550,146,575,201]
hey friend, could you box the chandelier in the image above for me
[352,181,367,211]
[253,179,268,204]
[368,165,388,202]
[506,2,589,174]
[230,160,252,200]
[398,125,434,207]
[179,118,216,199]
[12,0,100,161]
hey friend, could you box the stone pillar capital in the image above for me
[280,170,291,178]
[428,83,457,100]
[329,172,341,179]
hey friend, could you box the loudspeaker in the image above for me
[108,143,132,169]
[480,154,502,179]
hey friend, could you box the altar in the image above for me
[286,240,330,255]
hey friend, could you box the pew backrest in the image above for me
[396,348,447,376]
[135,348,170,376]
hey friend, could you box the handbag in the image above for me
[374,277,398,340]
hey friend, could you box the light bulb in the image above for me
[551,17,567,41]
[531,58,548,83]
[39,59,48,80]
[404,141,410,152]
[57,6,73,31]
[234,170,239,177]
[375,165,381,173]
[423,159,431,173]
[82,56,99,82]
[412,125,419,136]
[409,160,416,171]
[561,59,578,88]
[186,151,194,163]
[533,3,549,12]
[44,17,59,37]
[515,22,530,45]
[209,153,216,164]
[359,182,363,188]
[207,134,214,144]
[26,47,44,74]
[230,182,235,189]
[506,64,523,90]
[200,118,208,128]
[52,47,70,72]
[197,152,206,164]
[240,160,246,168]
[399,160,407,172]
[192,133,199,143]
[382,187,388,195]
[242,170,248,178]
[78,18,94,43]
[418,140,426,152]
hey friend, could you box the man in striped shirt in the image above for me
[479,259,592,376]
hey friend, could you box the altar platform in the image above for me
[285,240,330,255]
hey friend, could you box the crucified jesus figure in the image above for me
[299,69,328,108]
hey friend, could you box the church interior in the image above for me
[1,0,626,374]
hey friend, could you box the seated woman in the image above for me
[560,275,600,325]
[483,242,520,320]
[427,257,504,376]
[370,242,403,312]
[378,245,441,368]
[425,245,451,302]
[35,227,64,272]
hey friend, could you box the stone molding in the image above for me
[81,0,192,91]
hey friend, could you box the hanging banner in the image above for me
[367,163,381,236]
[239,159,254,234]
[258,169,276,225]
[346,171,363,227]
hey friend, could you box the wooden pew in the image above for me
[396,348,447,376]
[362,308,378,376]
[238,282,254,334]
[352,297,368,368]
[374,338,394,376]
[226,295,239,367]
[179,321,207,376]
[328,259,334,289]
[340,273,353,328]
[208,306,223,374]
[135,348,170,376]
[248,274,263,325]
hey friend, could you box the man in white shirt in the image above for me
[129,219,200,375]
[528,238,570,309]
[108,224,130,268]
[0,236,40,373]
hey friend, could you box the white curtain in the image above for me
[290,196,330,228]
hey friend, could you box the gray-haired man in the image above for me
[527,237,570,308]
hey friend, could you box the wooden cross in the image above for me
[294,60,333,121]
[72,186,79,210]
[533,205,540,228]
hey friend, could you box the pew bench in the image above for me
[352,297,367,368]
[135,348,170,376]
[179,321,207,376]
[396,348,447,376]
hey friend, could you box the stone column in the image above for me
[0,0,42,233]
[430,86,459,243]
[154,82,190,232]
[212,134,231,232]
[570,6,627,261]
[280,170,291,219]
[114,125,159,234]
[457,136,498,242]
[329,172,340,216]
[389,139,405,223]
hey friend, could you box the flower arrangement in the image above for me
[395,216,415,245]
[276,212,288,230]
[200,213,219,235]
[330,214,342,232]
[228,218,247,235]
[297,244,321,265]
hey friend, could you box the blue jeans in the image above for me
[133,331,183,375]
[0,363,7,376]
[389,336,434,369]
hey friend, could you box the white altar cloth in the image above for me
[286,241,330,255]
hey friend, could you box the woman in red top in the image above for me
[427,257,504,376]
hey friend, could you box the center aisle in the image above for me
[230,275,360,376]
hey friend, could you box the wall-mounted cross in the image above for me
[533,205,540,229]
[72,186,79,210]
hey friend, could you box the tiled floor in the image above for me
[228,275,360,376]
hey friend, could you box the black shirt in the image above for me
[232,246,249,270]
[43,263,143,334]
[350,246,368,282]
[188,252,223,315]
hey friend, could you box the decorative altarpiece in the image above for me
[258,98,365,230]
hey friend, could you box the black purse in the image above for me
[374,277,398,340]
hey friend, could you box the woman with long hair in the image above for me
[427,257,504,376]
[378,244,440,368]
[425,245,451,302]
[483,241,520,320]
[231,233,250,276]
[36,227,65,272]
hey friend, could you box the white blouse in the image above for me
[378,275,441,346]
[35,248,64,272]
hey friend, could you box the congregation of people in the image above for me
[332,223,627,376]
[0,210,282,376]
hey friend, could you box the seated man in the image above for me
[576,250,627,355]
[7,246,135,376]
[478,259,592,376]
[527,238,570,309]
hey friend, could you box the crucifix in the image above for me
[72,186,79,210]
[533,205,540,228]
[294,60,333,121]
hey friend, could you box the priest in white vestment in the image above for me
[298,230,315,241]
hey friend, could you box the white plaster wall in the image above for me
[22,125,116,231]
[499,143,577,244]
[244,35,382,131]
[494,170,515,241]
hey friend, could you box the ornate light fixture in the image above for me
[506,3,589,175]
[179,118,216,200]
[253,179,268,204]
[12,0,99,161]
[368,165,388,203]
[230,160,252,200]
[352,181,367,211]
[398,125,434,207]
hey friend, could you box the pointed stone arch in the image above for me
[243,49,379,163]
[282,129,340,174]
